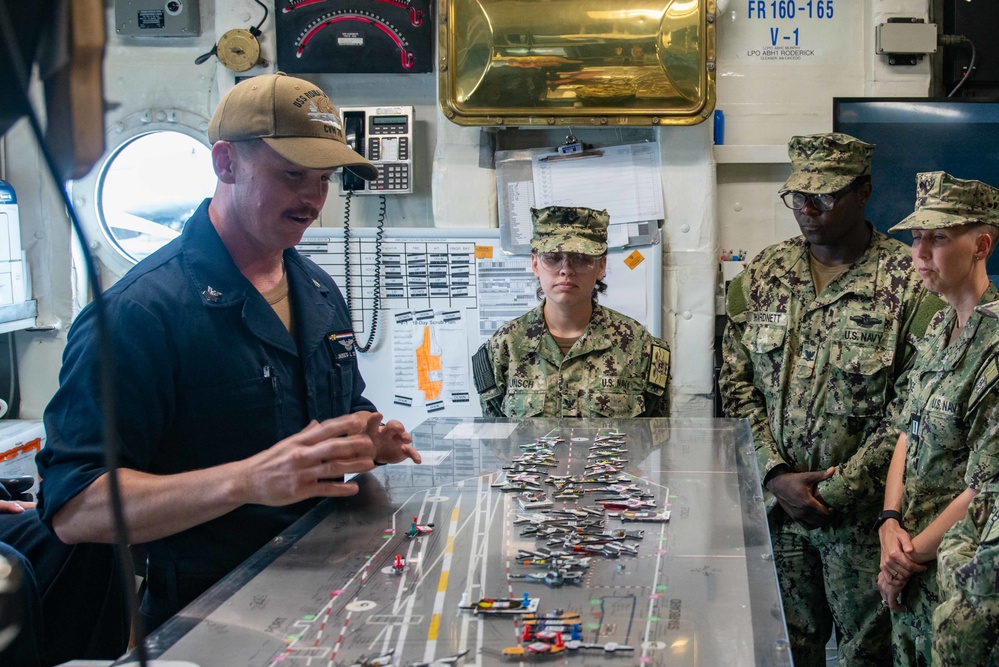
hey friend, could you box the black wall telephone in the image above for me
[340,105,415,195]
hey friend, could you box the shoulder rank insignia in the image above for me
[648,343,670,389]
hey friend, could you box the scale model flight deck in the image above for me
[128,418,790,667]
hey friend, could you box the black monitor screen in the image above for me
[834,97,999,277]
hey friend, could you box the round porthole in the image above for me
[72,109,215,280]
[96,129,214,263]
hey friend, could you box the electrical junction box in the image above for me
[876,21,937,55]
[115,0,200,36]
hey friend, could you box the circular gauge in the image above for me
[217,28,261,72]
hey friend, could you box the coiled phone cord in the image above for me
[342,191,385,353]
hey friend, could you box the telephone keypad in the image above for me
[370,163,410,191]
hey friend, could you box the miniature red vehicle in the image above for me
[391,554,406,574]
[526,641,555,654]
[406,516,434,538]
[503,631,567,658]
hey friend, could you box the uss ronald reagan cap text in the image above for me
[208,72,378,180]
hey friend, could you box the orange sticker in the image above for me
[623,250,645,270]
[474,245,494,259]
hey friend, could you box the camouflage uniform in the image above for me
[887,286,999,666]
[473,206,670,418]
[719,134,944,667]
[476,303,669,417]
[933,483,999,667]
[885,173,999,667]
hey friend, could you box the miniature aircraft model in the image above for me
[458,592,540,615]
[522,610,582,625]
[518,492,553,510]
[617,509,671,522]
[595,497,657,510]
[348,649,396,667]
[510,568,584,587]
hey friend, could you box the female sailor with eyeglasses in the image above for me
[471,206,670,418]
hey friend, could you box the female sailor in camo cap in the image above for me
[877,171,999,667]
[471,206,670,418]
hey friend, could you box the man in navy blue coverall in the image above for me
[36,73,421,634]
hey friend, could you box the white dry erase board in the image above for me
[297,227,662,426]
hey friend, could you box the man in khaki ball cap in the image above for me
[208,72,377,177]
[37,73,420,632]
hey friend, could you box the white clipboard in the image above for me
[495,142,663,255]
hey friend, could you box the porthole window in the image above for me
[95,130,215,263]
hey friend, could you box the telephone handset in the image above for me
[339,105,414,195]
[342,112,367,193]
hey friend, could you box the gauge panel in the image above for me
[276,0,434,73]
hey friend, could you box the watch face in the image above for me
[218,29,260,72]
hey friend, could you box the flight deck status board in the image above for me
[128,418,790,667]
[296,228,663,426]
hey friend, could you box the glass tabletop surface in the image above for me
[126,417,790,667]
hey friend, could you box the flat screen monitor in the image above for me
[834,97,999,277]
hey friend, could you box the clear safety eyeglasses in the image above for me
[781,182,858,212]
[538,252,600,272]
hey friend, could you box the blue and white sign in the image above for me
[718,1,859,65]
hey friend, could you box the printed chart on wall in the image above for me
[298,228,662,425]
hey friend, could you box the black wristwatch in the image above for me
[872,509,905,532]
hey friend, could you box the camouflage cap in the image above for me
[780,132,874,195]
[530,206,609,255]
[889,171,999,232]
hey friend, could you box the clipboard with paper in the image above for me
[495,142,664,255]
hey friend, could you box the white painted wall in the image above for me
[3,0,931,419]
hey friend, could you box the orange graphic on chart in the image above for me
[416,326,443,400]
